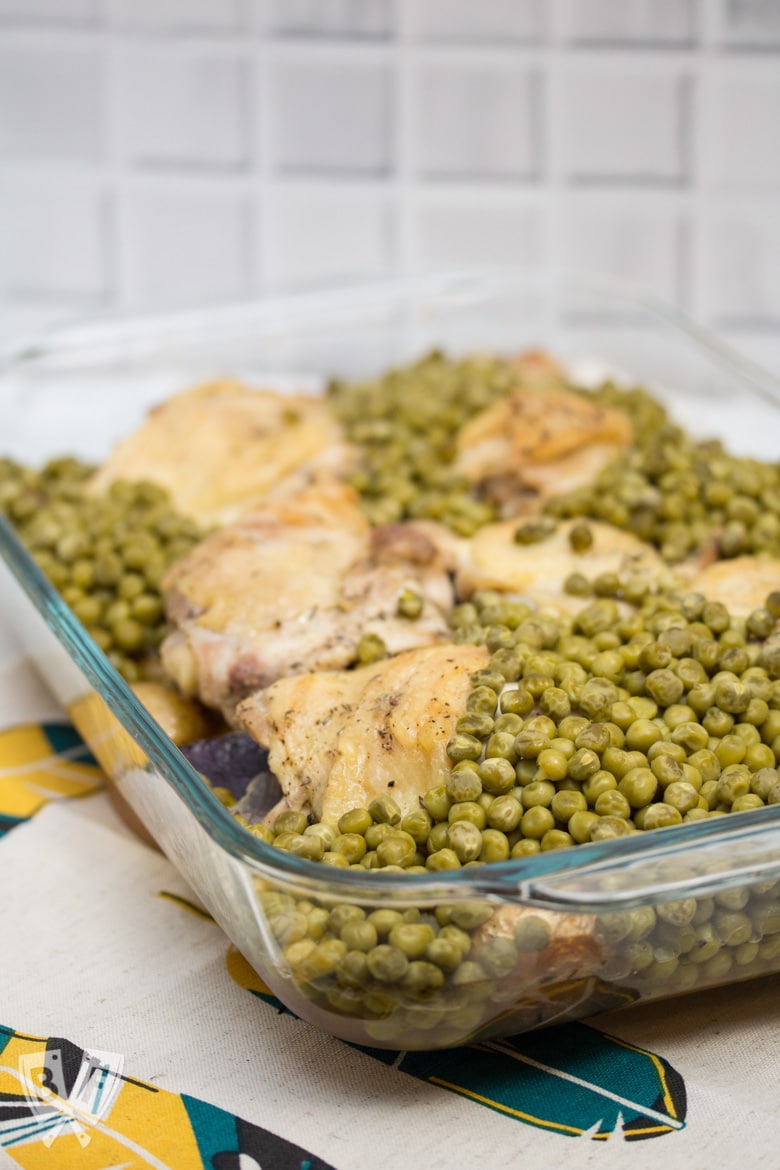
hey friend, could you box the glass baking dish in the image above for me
[2,269,780,1051]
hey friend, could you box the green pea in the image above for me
[663,781,702,814]
[426,936,465,973]
[366,944,409,983]
[751,767,779,800]
[340,920,379,952]
[402,961,445,997]
[634,802,683,830]
[716,765,751,805]
[476,936,518,978]
[589,815,632,841]
[645,668,685,707]
[446,768,483,803]
[338,807,372,836]
[703,707,734,737]
[286,834,324,861]
[715,678,751,715]
[594,789,632,819]
[514,730,549,760]
[388,923,436,959]
[535,748,569,782]
[331,833,367,864]
[367,909,405,937]
[520,805,555,839]
[575,723,612,753]
[558,715,590,741]
[456,712,495,738]
[479,829,510,863]
[746,742,775,771]
[541,828,575,850]
[686,749,720,783]
[448,801,487,830]
[539,687,571,721]
[569,521,594,553]
[521,781,556,809]
[426,849,462,871]
[447,733,483,762]
[355,632,388,665]
[273,810,308,836]
[619,767,658,809]
[365,822,394,850]
[422,785,452,821]
[500,687,534,716]
[493,712,525,736]
[568,809,600,842]
[582,770,618,805]
[716,735,747,766]
[427,823,450,853]
[376,831,417,868]
[551,789,588,822]
[514,912,551,950]
[467,685,499,716]
[486,794,523,832]
[396,588,424,619]
[625,719,662,752]
[567,748,601,782]
[447,820,483,863]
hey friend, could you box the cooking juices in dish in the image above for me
[2,341,780,1050]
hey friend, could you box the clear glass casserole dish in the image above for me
[1,270,780,1051]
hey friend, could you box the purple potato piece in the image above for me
[181,732,280,807]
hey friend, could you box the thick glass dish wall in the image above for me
[2,271,780,1050]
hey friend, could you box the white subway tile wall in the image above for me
[271,60,393,174]
[1,0,779,367]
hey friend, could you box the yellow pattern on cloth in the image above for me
[0,724,103,825]
[0,1027,204,1169]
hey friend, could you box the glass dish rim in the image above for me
[2,267,780,910]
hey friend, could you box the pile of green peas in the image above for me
[228,582,780,1042]
[244,585,780,873]
[249,875,780,1047]
[328,350,518,535]
[546,383,780,563]
[445,586,780,855]
[252,886,577,1047]
[331,353,780,562]
[0,456,204,681]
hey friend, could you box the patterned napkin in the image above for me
[0,659,779,1170]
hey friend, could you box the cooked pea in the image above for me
[590,815,632,841]
[478,756,516,795]
[594,789,632,819]
[541,828,575,850]
[618,767,658,809]
[479,829,510,863]
[366,944,409,983]
[520,781,556,809]
[376,831,417,868]
[568,809,600,843]
[447,821,483,863]
[634,802,683,830]
[486,794,523,832]
[520,806,555,839]
[582,770,618,804]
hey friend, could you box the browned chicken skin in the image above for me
[237,643,489,826]
[89,378,354,526]
[455,517,666,614]
[161,483,456,720]
[686,556,780,617]
[455,384,634,518]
